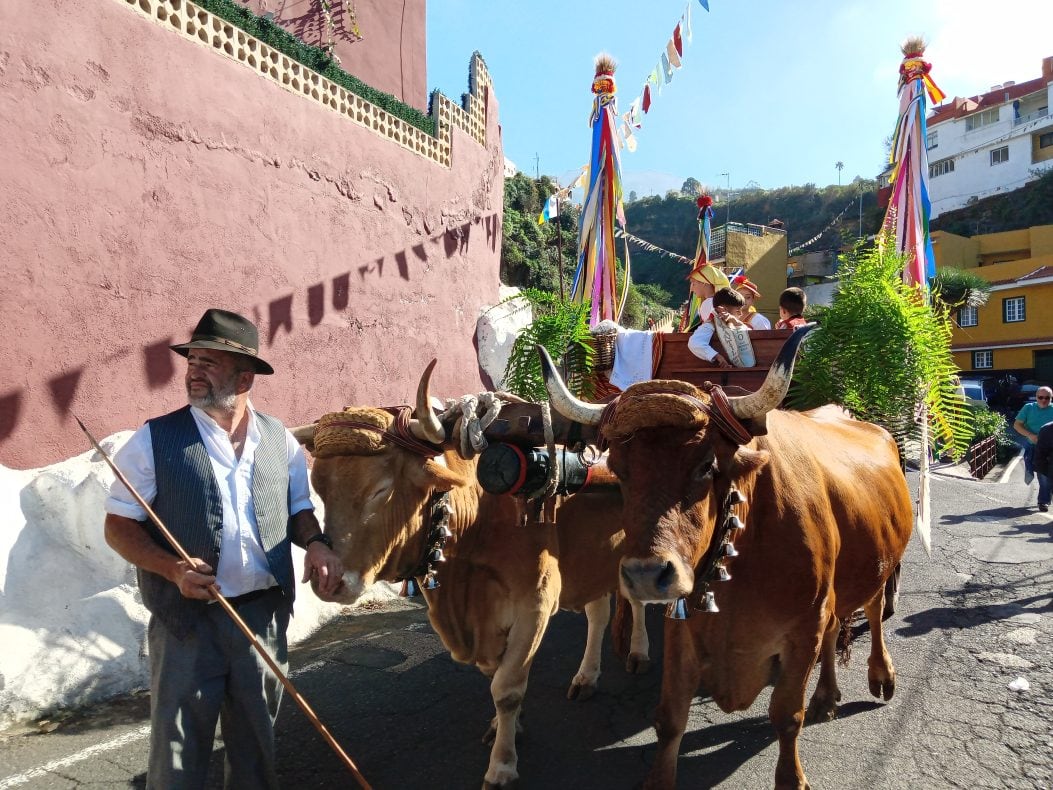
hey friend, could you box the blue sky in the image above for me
[427,0,1052,198]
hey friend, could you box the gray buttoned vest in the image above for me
[137,405,295,638]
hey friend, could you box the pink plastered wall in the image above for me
[241,0,429,112]
[0,0,503,468]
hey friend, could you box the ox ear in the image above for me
[417,457,470,492]
[728,446,770,477]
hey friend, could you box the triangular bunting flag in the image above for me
[667,40,682,69]
[642,84,651,113]
[661,52,673,82]
[673,23,683,57]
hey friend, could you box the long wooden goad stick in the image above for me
[76,417,372,790]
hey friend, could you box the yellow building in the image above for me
[933,224,1053,382]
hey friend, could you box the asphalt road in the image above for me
[2,456,1052,789]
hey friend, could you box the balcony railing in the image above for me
[1014,108,1049,126]
[708,222,786,262]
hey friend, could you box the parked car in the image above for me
[958,376,998,409]
[1006,381,1044,414]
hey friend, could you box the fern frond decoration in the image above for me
[789,240,972,460]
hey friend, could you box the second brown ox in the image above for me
[541,326,914,790]
[293,363,649,789]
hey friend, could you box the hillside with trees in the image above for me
[499,169,1053,319]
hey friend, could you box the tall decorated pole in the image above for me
[882,37,945,554]
[571,54,629,327]
[678,192,729,331]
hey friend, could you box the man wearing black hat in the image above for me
[103,308,344,789]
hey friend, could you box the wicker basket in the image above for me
[589,325,618,372]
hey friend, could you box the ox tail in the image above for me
[611,593,633,661]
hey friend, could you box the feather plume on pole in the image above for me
[570,54,630,327]
[882,36,944,555]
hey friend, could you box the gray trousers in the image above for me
[146,588,290,789]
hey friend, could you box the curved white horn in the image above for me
[290,423,318,447]
[537,345,604,426]
[728,323,815,419]
[409,359,447,444]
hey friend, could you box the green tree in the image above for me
[681,177,703,197]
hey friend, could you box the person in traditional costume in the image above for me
[686,262,731,329]
[775,287,808,329]
[731,274,771,329]
[688,286,748,367]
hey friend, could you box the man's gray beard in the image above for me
[188,381,238,411]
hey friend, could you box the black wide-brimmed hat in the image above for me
[170,309,274,375]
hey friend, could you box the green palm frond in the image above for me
[930,267,992,313]
[790,240,973,460]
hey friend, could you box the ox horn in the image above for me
[290,423,318,448]
[728,323,815,420]
[537,345,604,426]
[408,359,447,444]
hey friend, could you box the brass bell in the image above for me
[429,548,446,564]
[722,542,739,558]
[666,597,689,620]
[400,578,420,598]
[727,489,747,505]
[701,590,719,613]
[727,515,745,531]
[716,564,732,582]
[437,524,453,539]
[423,574,440,590]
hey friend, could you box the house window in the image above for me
[1040,132,1053,149]
[990,146,1009,165]
[926,130,938,150]
[929,158,955,178]
[965,108,999,131]
[973,350,993,370]
[958,306,978,327]
[1003,296,1026,323]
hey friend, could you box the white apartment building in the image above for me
[925,55,1053,219]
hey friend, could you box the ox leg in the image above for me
[644,623,702,790]
[626,599,651,675]
[482,612,549,789]
[568,596,610,701]
[769,630,825,790]
[805,616,842,723]
[864,591,896,701]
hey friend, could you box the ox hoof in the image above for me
[805,688,841,723]
[482,774,520,789]
[626,652,651,675]
[567,679,598,701]
[869,674,896,701]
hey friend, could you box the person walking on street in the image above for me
[104,308,345,789]
[1033,418,1053,512]
[1013,385,1053,500]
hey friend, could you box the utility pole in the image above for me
[720,172,731,227]
[534,153,540,181]
[859,187,864,238]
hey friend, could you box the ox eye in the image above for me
[693,456,716,482]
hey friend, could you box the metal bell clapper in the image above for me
[716,563,732,582]
[400,578,421,598]
[722,542,739,558]
[666,597,689,620]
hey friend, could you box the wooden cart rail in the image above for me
[653,329,793,395]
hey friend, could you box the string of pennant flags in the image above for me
[787,198,859,255]
[619,0,710,152]
[614,228,692,263]
[540,0,711,225]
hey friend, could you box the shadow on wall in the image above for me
[0,215,500,446]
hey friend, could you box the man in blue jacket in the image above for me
[1014,385,1053,511]
[104,308,344,789]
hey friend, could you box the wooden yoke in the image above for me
[480,401,605,448]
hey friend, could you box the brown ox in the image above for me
[540,327,913,790]
[295,364,649,789]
